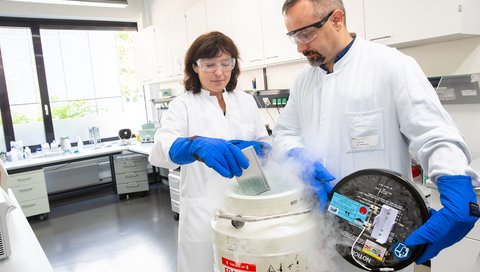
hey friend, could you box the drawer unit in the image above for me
[116,171,148,184]
[169,187,180,202]
[8,170,45,187]
[168,169,181,220]
[8,169,50,219]
[114,154,149,198]
[18,197,50,218]
[10,182,48,203]
[115,155,147,174]
[168,171,180,190]
[171,199,180,214]
[117,181,149,194]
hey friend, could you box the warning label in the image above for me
[222,257,257,271]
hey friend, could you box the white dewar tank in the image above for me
[211,187,318,272]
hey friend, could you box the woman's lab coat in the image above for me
[149,89,270,272]
[273,36,479,272]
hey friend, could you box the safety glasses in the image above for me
[286,10,335,44]
[196,58,236,73]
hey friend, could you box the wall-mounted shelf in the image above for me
[429,73,480,105]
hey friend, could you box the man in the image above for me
[273,0,480,271]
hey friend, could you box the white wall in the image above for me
[400,37,480,158]
[0,0,146,27]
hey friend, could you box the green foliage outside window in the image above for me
[116,32,141,103]
[12,112,31,124]
[50,98,94,120]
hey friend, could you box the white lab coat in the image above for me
[273,36,479,272]
[149,89,271,272]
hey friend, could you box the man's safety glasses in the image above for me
[196,58,236,73]
[286,10,335,45]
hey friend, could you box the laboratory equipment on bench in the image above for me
[252,89,290,108]
[118,128,132,146]
[88,126,101,148]
[327,169,429,271]
[59,136,71,153]
[138,122,155,143]
[235,146,270,195]
[212,186,316,272]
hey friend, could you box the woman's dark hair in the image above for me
[183,31,241,93]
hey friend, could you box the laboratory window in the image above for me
[0,19,142,153]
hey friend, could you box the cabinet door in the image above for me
[205,0,233,37]
[185,1,208,45]
[230,0,264,69]
[343,0,365,38]
[364,0,470,47]
[168,11,189,77]
[261,0,301,65]
[134,25,158,84]
[154,18,174,80]
[363,0,398,44]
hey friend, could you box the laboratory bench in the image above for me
[3,142,157,218]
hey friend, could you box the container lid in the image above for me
[224,186,312,217]
[327,169,428,271]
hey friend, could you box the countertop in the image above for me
[4,142,154,172]
[0,189,53,271]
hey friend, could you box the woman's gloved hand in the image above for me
[287,148,335,210]
[405,175,480,264]
[169,136,249,178]
[228,139,271,157]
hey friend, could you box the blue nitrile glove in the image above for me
[169,136,249,178]
[405,175,480,264]
[288,148,335,210]
[228,139,271,157]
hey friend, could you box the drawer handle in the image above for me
[22,203,36,208]
[370,35,392,41]
[124,164,137,168]
[17,177,32,182]
[126,183,140,188]
[266,55,279,59]
[125,173,138,178]
[19,187,34,192]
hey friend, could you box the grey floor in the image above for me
[29,181,178,272]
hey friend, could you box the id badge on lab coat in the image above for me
[345,108,385,153]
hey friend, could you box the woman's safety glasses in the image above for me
[196,58,236,73]
[286,10,335,45]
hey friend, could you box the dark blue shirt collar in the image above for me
[320,35,356,73]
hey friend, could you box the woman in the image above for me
[148,31,271,272]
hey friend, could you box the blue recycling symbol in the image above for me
[392,242,412,260]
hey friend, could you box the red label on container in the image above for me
[222,257,256,271]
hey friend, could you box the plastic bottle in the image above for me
[76,137,84,151]
[24,147,32,160]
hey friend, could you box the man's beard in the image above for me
[303,50,325,66]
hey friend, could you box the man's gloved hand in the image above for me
[228,139,271,157]
[169,136,249,178]
[288,148,335,210]
[405,175,480,264]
